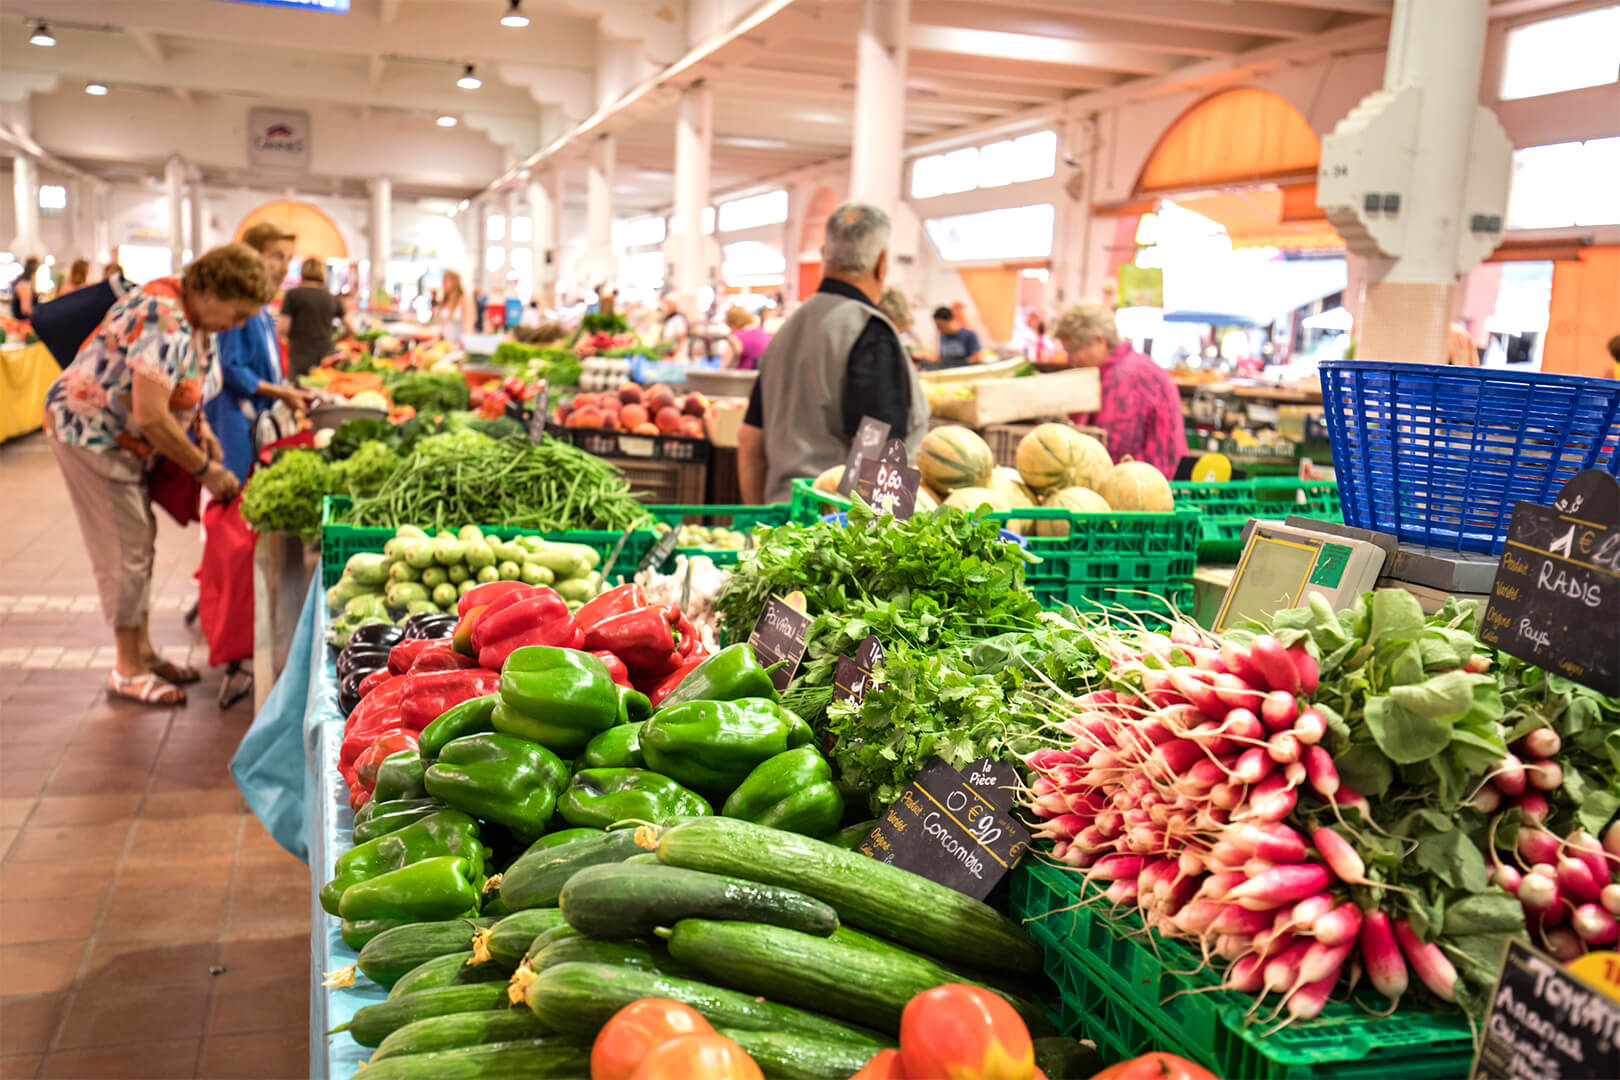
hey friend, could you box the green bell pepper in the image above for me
[582,723,644,769]
[557,768,711,829]
[654,643,781,712]
[493,647,649,756]
[639,698,815,793]
[353,797,451,844]
[337,855,481,923]
[372,750,429,803]
[419,693,498,759]
[340,917,412,950]
[720,746,844,836]
[520,827,603,857]
[424,732,569,840]
[321,810,485,916]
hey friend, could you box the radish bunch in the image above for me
[1488,777,1620,960]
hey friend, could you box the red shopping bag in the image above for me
[198,499,256,668]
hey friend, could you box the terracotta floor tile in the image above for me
[0,831,15,861]
[0,941,87,996]
[56,982,210,1050]
[115,855,234,896]
[205,974,308,1036]
[27,795,142,828]
[214,937,306,984]
[0,767,51,800]
[0,800,33,829]
[128,815,241,861]
[81,939,219,989]
[42,765,152,797]
[0,993,68,1055]
[236,822,293,864]
[195,1029,305,1079]
[140,791,245,820]
[6,822,131,865]
[42,1037,200,1079]
[0,745,64,772]
[97,886,227,945]
[0,897,103,946]
[0,1054,42,1079]
[222,877,309,943]
[0,860,118,903]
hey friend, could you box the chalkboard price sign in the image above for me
[748,596,813,693]
[858,757,1031,900]
[963,756,1020,813]
[637,526,682,576]
[832,635,884,705]
[855,458,921,521]
[526,381,551,441]
[1471,939,1620,1080]
[1481,470,1620,696]
[878,437,909,465]
[838,417,891,496]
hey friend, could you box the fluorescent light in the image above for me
[500,0,529,27]
[29,23,56,46]
[716,136,789,150]
[85,83,109,96]
[457,64,481,90]
[437,114,458,127]
[458,199,470,211]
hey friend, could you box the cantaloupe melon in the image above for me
[914,486,939,512]
[1016,424,1112,494]
[812,465,845,494]
[942,487,1009,514]
[1035,486,1111,538]
[987,466,1036,535]
[918,426,994,491]
[1098,460,1174,512]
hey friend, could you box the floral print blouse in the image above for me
[1069,343,1189,476]
[44,278,220,457]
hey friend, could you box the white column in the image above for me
[93,184,111,270]
[369,177,391,306]
[848,0,909,215]
[188,171,206,257]
[586,135,617,282]
[528,171,558,307]
[164,156,185,272]
[672,84,712,305]
[473,197,490,294]
[11,154,40,257]
[504,186,518,298]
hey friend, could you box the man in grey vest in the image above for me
[738,203,929,504]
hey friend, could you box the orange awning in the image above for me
[1138,88,1323,195]
[1173,188,1344,252]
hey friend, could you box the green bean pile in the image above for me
[340,432,653,533]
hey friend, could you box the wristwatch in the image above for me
[190,458,211,478]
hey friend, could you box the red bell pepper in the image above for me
[399,665,501,732]
[458,580,529,616]
[470,585,581,671]
[583,605,683,682]
[671,610,703,659]
[356,667,392,700]
[591,650,634,690]
[646,652,708,707]
[354,729,419,795]
[408,643,481,674]
[575,582,647,634]
[387,637,438,675]
[345,674,406,736]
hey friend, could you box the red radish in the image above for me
[1470,786,1502,814]
[1222,709,1266,743]
[1197,871,1249,900]
[1286,969,1339,1021]
[1211,903,1275,936]
[1246,635,1300,694]
[1168,667,1226,720]
[1223,864,1332,910]
[1104,880,1138,905]
[1173,901,1223,936]
[1227,953,1266,993]
[1215,934,1255,961]
[1268,732,1302,765]
[1557,856,1604,904]
[1464,654,1492,674]
[1314,902,1364,947]
[1544,927,1584,962]
[1232,822,1307,864]
[1302,746,1339,801]
[1260,691,1298,732]
[1246,772,1300,823]
[1530,862,1558,880]
[1601,884,1620,917]
[1149,738,1205,778]
[1221,641,1266,687]
[1518,871,1560,924]
[1526,759,1562,791]
[1393,919,1458,1002]
[1169,622,1202,648]
[1184,757,1231,792]
[1519,828,1560,867]
[1573,903,1619,946]
[1515,792,1548,826]
[1491,863,1523,894]
[1606,821,1620,859]
[1331,784,1371,821]
[1298,941,1353,985]
[1313,827,1371,886]
[1089,854,1143,882]
[1262,940,1312,993]
[1211,672,1265,712]
[1210,782,1244,811]
[1520,728,1561,758]
[1293,709,1326,745]
[1564,829,1614,887]
[1234,747,1276,785]
[1245,858,1279,879]
[1288,646,1319,695]
[1493,753,1527,796]
[1360,911,1407,1002]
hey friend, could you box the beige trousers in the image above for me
[49,438,156,628]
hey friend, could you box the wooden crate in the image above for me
[982,421,1109,469]
[930,368,1100,426]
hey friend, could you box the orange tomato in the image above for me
[850,1049,909,1079]
[628,1033,763,1080]
[1087,1054,1218,1080]
[590,998,714,1080]
[897,984,1035,1080]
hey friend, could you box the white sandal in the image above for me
[107,671,187,706]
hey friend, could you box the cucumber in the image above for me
[824,820,877,850]
[342,917,411,951]
[532,934,691,977]
[661,919,1052,1036]
[370,1010,552,1062]
[356,1038,590,1079]
[499,829,645,910]
[521,828,602,857]
[559,863,839,939]
[358,919,492,986]
[387,951,506,1001]
[1034,1037,1103,1080]
[473,909,568,969]
[523,962,890,1047]
[524,925,579,962]
[342,984,512,1046]
[653,818,1041,974]
[622,852,658,865]
[718,1028,878,1080]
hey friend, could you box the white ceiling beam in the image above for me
[917,3,1257,57]
[906,74,1069,105]
[1260,0,1391,13]
[943,0,1332,38]
[908,24,1184,76]
[126,27,166,64]
[369,54,386,90]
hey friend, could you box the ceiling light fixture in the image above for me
[457,64,481,90]
[437,114,459,127]
[29,23,56,46]
[500,0,529,28]
[85,82,109,96]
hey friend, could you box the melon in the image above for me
[987,466,1037,535]
[1036,486,1111,538]
[812,465,845,494]
[918,426,994,492]
[942,487,1009,514]
[1098,460,1174,512]
[1015,424,1112,494]
[914,486,939,513]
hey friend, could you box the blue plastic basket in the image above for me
[1318,361,1620,553]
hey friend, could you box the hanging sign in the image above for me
[749,594,812,693]
[1470,939,1620,1079]
[838,417,890,496]
[1480,470,1620,696]
[855,459,921,521]
[247,107,311,172]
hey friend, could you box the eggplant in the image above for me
[348,622,407,649]
[339,667,380,716]
[401,612,458,640]
[336,644,393,682]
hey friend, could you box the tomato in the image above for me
[898,984,1034,1080]
[628,1033,763,1080]
[1087,1054,1218,1080]
[590,998,714,1080]
[850,1049,909,1079]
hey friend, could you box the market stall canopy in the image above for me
[1172,188,1344,252]
[1138,88,1322,195]
[1162,255,1347,328]
[236,201,348,262]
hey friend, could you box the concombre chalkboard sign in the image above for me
[748,595,812,694]
[1481,469,1620,696]
[838,417,890,496]
[1470,939,1620,1080]
[858,756,1031,900]
[855,458,921,521]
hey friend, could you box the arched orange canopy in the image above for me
[236,200,348,261]
[1137,87,1322,194]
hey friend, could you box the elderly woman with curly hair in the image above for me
[43,243,276,705]
[1054,301,1187,476]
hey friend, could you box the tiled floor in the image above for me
[0,434,311,1079]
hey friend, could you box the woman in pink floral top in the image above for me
[1056,301,1188,477]
[44,244,275,705]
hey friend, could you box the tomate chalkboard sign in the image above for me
[838,417,890,496]
[1481,470,1620,696]
[858,757,1031,900]
[748,595,812,694]
[1470,939,1620,1080]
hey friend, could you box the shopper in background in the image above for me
[1016,310,1055,363]
[279,258,352,377]
[434,269,474,346]
[58,259,91,298]
[1055,300,1187,477]
[43,243,274,706]
[738,202,927,504]
[9,256,39,319]
[878,287,919,358]
[725,305,771,371]
[658,293,690,344]
[208,222,310,484]
[103,262,124,283]
[929,305,981,369]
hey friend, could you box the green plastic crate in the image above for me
[1010,861,1474,1080]
[1253,476,1343,524]
[320,496,655,589]
[1171,480,1258,563]
[645,503,791,571]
